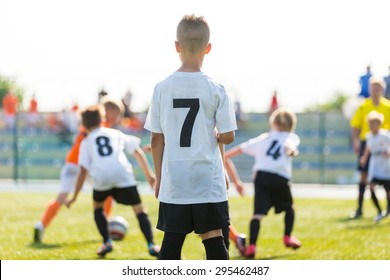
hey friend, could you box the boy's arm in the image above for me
[224,145,245,196]
[225,145,243,159]
[134,147,156,189]
[150,132,165,198]
[218,143,230,190]
[225,158,245,196]
[217,131,235,145]
[65,166,88,208]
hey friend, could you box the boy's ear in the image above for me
[204,43,212,54]
[175,41,181,53]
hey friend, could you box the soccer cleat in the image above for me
[283,235,301,250]
[374,213,384,223]
[244,244,256,259]
[235,234,247,256]
[148,243,160,257]
[349,210,363,220]
[33,221,44,243]
[96,240,113,256]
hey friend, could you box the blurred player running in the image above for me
[33,98,124,243]
[65,105,159,257]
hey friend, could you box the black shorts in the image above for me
[357,141,370,172]
[157,201,230,234]
[370,177,390,191]
[93,186,141,205]
[254,171,293,215]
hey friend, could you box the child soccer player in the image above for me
[144,14,237,260]
[33,99,123,243]
[225,107,301,259]
[349,78,390,219]
[359,110,390,223]
[65,105,160,257]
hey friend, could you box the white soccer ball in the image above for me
[108,216,129,240]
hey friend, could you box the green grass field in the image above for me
[1,192,389,260]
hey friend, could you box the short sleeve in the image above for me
[144,85,163,133]
[122,133,141,154]
[215,87,237,133]
[240,136,263,156]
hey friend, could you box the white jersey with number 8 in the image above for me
[79,127,141,191]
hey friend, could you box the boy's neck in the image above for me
[86,125,101,133]
[177,53,205,72]
[177,64,202,72]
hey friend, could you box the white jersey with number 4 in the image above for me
[144,72,237,204]
[79,126,141,191]
[240,130,300,180]
[366,129,390,181]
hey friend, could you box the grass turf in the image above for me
[1,192,389,260]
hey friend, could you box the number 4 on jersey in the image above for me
[266,140,281,160]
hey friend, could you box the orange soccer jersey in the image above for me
[65,122,111,164]
[65,127,87,164]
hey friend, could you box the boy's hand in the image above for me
[285,146,299,157]
[142,144,152,153]
[65,197,76,208]
[147,174,156,190]
[234,181,246,197]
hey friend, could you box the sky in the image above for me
[1,0,390,113]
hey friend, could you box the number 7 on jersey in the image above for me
[173,98,200,147]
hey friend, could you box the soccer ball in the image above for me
[108,216,129,240]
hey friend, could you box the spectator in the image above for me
[269,90,279,115]
[358,65,372,98]
[97,89,108,103]
[2,91,18,130]
[121,90,134,118]
[27,94,39,129]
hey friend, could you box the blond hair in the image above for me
[177,14,210,54]
[101,97,125,116]
[269,107,297,132]
[367,110,384,124]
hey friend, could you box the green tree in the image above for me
[305,91,349,112]
[0,75,24,109]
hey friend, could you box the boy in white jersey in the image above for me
[225,107,301,259]
[360,111,390,222]
[144,14,237,260]
[66,105,160,257]
[33,98,122,243]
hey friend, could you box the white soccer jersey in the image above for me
[144,71,237,204]
[240,130,300,180]
[78,127,141,191]
[366,129,390,181]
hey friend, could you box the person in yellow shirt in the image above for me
[349,78,390,219]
